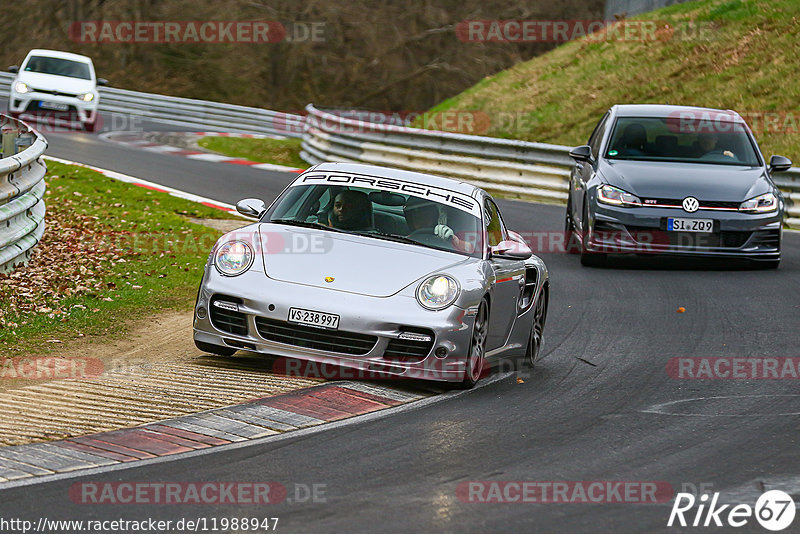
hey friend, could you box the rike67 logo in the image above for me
[668,490,796,531]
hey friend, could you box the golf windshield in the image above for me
[267,184,484,257]
[606,117,761,166]
[24,56,92,80]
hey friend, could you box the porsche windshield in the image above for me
[267,184,483,258]
[24,56,92,80]
[605,117,761,166]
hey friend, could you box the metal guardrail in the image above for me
[0,114,48,273]
[2,68,797,225]
[301,104,572,203]
[0,72,305,138]
[302,104,800,226]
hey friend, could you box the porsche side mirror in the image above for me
[569,145,593,163]
[7,65,18,74]
[236,198,266,219]
[97,78,109,86]
[769,155,792,173]
[507,230,526,244]
[491,240,532,260]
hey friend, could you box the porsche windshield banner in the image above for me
[294,173,482,217]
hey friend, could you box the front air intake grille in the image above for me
[751,229,780,248]
[642,199,740,210]
[33,88,79,98]
[255,317,377,355]
[383,328,435,364]
[209,296,247,336]
[622,225,751,249]
[663,231,751,249]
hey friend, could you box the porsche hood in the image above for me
[257,225,470,297]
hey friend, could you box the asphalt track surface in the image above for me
[1,113,799,533]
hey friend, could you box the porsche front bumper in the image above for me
[193,266,476,382]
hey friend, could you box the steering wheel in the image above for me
[408,227,454,249]
[702,149,736,159]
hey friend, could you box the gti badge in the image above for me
[325,276,335,283]
[682,197,700,213]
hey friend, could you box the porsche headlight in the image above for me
[14,82,31,94]
[598,184,641,207]
[214,241,253,276]
[739,192,777,213]
[417,275,459,310]
[77,92,95,102]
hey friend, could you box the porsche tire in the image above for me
[459,299,489,389]
[525,288,547,368]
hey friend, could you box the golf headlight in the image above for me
[417,275,459,310]
[598,184,641,207]
[214,241,254,276]
[14,82,31,94]
[739,192,777,213]
[78,92,95,102]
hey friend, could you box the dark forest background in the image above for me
[0,0,604,111]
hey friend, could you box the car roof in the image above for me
[612,104,745,122]
[24,49,93,64]
[306,162,482,196]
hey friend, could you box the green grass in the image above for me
[0,161,239,353]
[198,136,306,169]
[429,0,800,160]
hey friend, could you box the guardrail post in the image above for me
[15,133,34,154]
[2,129,19,159]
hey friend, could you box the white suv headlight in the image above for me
[214,241,254,276]
[14,82,31,94]
[417,275,459,310]
[78,92,95,102]
[739,192,777,213]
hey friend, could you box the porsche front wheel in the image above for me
[460,299,489,389]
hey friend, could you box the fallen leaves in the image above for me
[0,194,130,329]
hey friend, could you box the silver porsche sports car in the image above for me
[193,162,549,387]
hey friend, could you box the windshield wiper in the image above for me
[270,218,346,233]
[351,230,423,246]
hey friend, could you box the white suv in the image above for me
[8,49,106,132]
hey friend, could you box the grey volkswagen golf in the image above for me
[566,104,791,268]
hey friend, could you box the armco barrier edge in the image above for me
[0,114,48,273]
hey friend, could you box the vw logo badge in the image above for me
[682,197,700,213]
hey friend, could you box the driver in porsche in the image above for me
[403,197,474,253]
